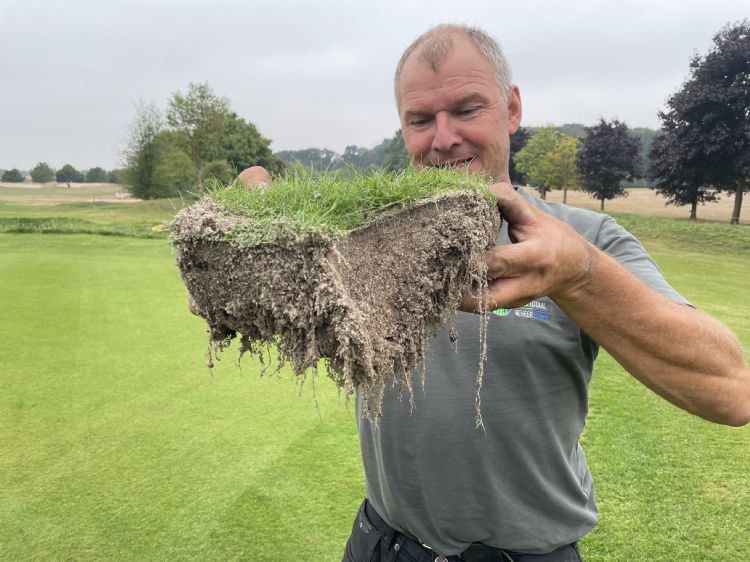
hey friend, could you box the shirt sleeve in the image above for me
[593,216,691,306]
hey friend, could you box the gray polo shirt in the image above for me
[356,189,689,555]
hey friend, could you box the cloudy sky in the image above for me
[1,0,747,170]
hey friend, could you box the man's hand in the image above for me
[460,182,594,312]
[186,166,273,316]
[461,182,750,426]
[238,166,272,189]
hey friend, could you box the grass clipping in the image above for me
[170,168,501,420]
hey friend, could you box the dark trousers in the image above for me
[342,500,583,562]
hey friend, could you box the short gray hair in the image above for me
[394,24,513,107]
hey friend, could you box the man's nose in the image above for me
[431,113,461,153]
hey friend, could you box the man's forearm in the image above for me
[554,245,750,426]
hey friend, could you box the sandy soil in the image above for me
[172,192,499,419]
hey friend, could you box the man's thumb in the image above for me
[238,166,272,189]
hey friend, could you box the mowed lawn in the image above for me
[1,198,749,560]
[0,234,363,560]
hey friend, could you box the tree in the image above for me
[108,168,126,184]
[508,126,530,185]
[384,129,410,171]
[30,162,55,183]
[56,164,85,183]
[576,119,640,210]
[656,20,750,224]
[557,123,587,139]
[514,127,580,201]
[2,168,25,182]
[276,148,340,170]
[545,136,581,204]
[167,82,231,191]
[628,127,659,186]
[648,129,718,220]
[219,113,284,176]
[122,100,167,199]
[85,167,107,183]
[514,126,577,200]
[151,141,196,196]
[203,159,234,184]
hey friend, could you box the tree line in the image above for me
[1,163,120,184]
[507,19,749,223]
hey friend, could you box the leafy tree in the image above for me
[556,123,587,139]
[514,127,580,200]
[649,129,718,220]
[545,136,580,204]
[276,133,405,174]
[56,164,85,183]
[384,129,410,171]
[513,126,568,199]
[122,100,166,199]
[30,162,55,183]
[151,141,196,196]
[277,137,400,174]
[340,142,389,171]
[628,127,659,186]
[108,168,126,184]
[2,168,25,182]
[365,138,390,169]
[576,119,641,210]
[341,145,367,169]
[508,126,530,185]
[277,148,340,170]
[656,20,749,224]
[85,166,107,183]
[203,159,234,184]
[220,113,284,176]
[167,82,231,191]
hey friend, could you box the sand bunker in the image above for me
[171,190,500,418]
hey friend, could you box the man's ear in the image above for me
[507,85,522,135]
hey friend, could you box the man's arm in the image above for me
[462,182,750,427]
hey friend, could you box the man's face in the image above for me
[397,35,522,183]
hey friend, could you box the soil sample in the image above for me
[171,182,500,418]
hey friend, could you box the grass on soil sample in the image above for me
[171,167,500,421]
[206,166,495,244]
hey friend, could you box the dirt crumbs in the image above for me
[171,190,500,420]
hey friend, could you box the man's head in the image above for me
[394,24,522,182]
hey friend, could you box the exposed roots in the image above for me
[172,191,501,422]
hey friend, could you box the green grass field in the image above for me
[1,194,749,560]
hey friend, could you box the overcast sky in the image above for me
[1,0,747,170]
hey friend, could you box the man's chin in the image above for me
[466,159,485,175]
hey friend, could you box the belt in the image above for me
[363,501,514,562]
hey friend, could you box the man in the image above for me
[238,24,750,562]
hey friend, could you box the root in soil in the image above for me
[170,169,501,420]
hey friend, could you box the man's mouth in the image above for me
[431,157,476,168]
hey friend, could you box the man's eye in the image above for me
[458,106,479,116]
[410,117,431,127]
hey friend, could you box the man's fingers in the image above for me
[187,292,199,316]
[483,242,530,280]
[459,275,536,313]
[238,166,272,189]
[488,181,538,228]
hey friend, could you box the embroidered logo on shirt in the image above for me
[492,300,551,321]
